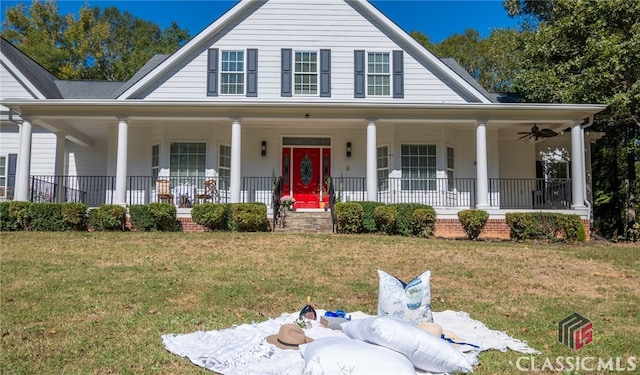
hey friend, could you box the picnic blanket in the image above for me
[161,310,539,375]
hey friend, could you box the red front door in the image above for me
[282,147,330,208]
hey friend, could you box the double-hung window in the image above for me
[151,144,159,181]
[367,52,390,96]
[377,145,389,191]
[446,146,455,192]
[218,144,231,190]
[169,142,206,181]
[0,156,6,198]
[294,51,318,95]
[221,50,245,95]
[401,144,436,190]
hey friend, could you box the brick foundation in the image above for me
[169,217,591,241]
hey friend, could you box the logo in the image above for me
[558,312,592,350]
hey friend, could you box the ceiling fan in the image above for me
[517,124,559,141]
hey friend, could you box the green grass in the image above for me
[1,232,638,374]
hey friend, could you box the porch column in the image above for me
[475,120,489,208]
[230,118,241,203]
[366,120,377,201]
[114,118,128,205]
[54,133,67,203]
[571,122,586,208]
[15,117,33,202]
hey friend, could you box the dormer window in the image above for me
[294,51,318,95]
[221,50,245,95]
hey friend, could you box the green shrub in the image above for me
[352,201,385,233]
[27,203,67,231]
[334,202,363,234]
[0,202,20,231]
[129,205,155,231]
[230,203,269,232]
[413,207,436,238]
[389,203,429,236]
[374,205,397,234]
[88,204,127,231]
[148,203,177,231]
[61,202,88,231]
[506,212,586,243]
[457,209,489,240]
[192,203,229,231]
[8,201,31,230]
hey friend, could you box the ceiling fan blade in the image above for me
[517,134,531,140]
[517,131,531,135]
[539,129,558,137]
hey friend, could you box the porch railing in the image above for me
[26,175,573,210]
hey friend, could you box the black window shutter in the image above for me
[393,50,404,98]
[7,154,17,195]
[320,49,331,97]
[247,49,258,97]
[281,48,292,97]
[207,48,219,97]
[354,50,365,98]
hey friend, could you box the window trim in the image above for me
[377,145,389,191]
[220,49,246,96]
[366,51,391,97]
[151,144,160,181]
[218,143,231,191]
[446,145,455,192]
[293,50,319,96]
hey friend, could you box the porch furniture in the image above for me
[195,179,219,204]
[156,179,173,204]
[175,182,196,208]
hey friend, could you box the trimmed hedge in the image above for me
[457,209,489,240]
[412,207,436,238]
[506,212,586,243]
[388,203,431,236]
[129,203,177,231]
[0,202,87,231]
[230,203,270,232]
[351,201,385,233]
[191,203,229,231]
[88,204,127,231]
[374,205,397,234]
[334,202,363,234]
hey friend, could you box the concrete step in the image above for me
[273,210,334,233]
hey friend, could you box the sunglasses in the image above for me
[299,304,317,320]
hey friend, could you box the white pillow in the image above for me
[299,336,416,375]
[378,269,433,324]
[343,316,473,374]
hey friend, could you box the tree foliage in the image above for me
[1,0,189,81]
[506,0,639,241]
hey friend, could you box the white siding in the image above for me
[138,0,466,103]
[0,126,56,175]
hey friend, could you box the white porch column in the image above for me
[15,117,33,202]
[114,118,128,205]
[54,133,67,203]
[366,120,378,201]
[475,120,489,208]
[230,118,242,203]
[571,122,586,208]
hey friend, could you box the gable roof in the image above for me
[1,37,62,99]
[117,0,492,103]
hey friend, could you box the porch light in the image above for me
[261,141,267,157]
[346,142,352,158]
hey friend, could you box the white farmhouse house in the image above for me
[0,0,606,236]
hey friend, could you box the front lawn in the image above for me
[1,232,637,374]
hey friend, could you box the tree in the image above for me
[1,0,189,81]
[506,0,640,241]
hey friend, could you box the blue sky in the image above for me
[1,0,521,43]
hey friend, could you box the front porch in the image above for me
[25,175,575,212]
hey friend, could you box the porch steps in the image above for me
[273,210,333,233]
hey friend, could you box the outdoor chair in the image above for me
[156,179,174,204]
[195,179,219,204]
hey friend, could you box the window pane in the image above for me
[401,144,436,191]
[169,142,206,178]
[294,51,318,95]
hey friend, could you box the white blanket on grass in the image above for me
[161,310,539,375]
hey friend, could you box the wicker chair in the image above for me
[195,179,219,204]
[156,179,174,204]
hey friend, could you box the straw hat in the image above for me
[417,322,465,348]
[266,324,313,350]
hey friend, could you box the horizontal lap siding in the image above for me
[141,0,464,103]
